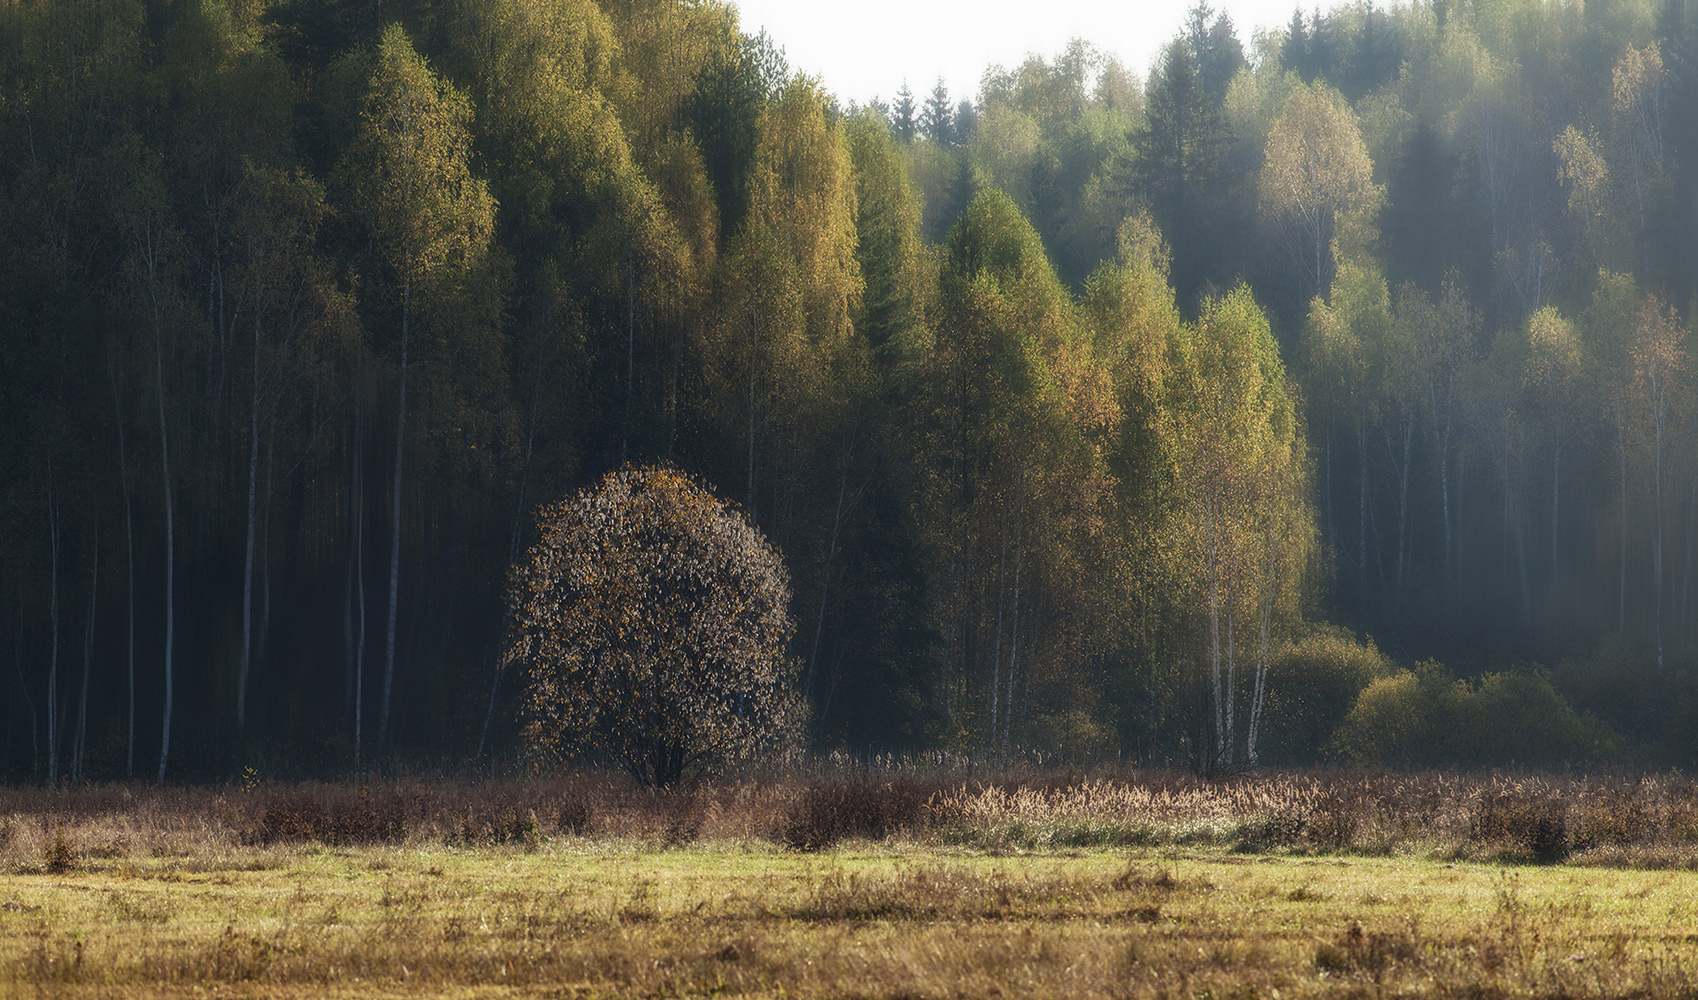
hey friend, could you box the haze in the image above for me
[730,0,1305,103]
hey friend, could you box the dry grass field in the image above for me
[5,771,1698,998]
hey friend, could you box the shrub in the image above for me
[1473,795,1570,863]
[43,828,77,874]
[1329,662,1446,766]
[505,466,804,786]
[780,779,928,850]
[248,789,404,845]
[1332,661,1621,769]
[1257,626,1392,765]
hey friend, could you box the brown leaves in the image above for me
[506,465,802,785]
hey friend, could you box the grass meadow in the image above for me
[5,770,1698,997]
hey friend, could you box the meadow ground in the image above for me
[5,771,1698,997]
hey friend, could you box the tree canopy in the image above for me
[6,0,1698,780]
[506,465,802,785]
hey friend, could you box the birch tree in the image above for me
[1627,296,1687,670]
[1178,286,1309,771]
[1258,80,1380,300]
[337,26,495,752]
[228,166,327,738]
[1521,306,1583,591]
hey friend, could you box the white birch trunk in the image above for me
[1248,527,1276,768]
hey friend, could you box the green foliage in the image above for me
[1255,626,1391,766]
[1137,38,1228,303]
[1333,661,1622,769]
[506,466,803,785]
[846,112,931,364]
[337,26,494,296]
[14,0,1698,780]
[681,29,784,239]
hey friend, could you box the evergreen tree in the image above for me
[921,79,954,145]
[1137,39,1227,306]
[892,82,917,143]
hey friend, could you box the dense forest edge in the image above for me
[4,0,1698,782]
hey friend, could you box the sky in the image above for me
[728,0,1311,108]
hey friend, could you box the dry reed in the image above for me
[5,769,1698,871]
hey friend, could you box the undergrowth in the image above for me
[5,769,1698,871]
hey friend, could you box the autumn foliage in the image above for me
[504,466,803,785]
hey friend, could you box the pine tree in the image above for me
[1136,39,1227,304]
[892,82,917,143]
[921,78,954,144]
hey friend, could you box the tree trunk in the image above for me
[1248,527,1276,768]
[1225,596,1236,769]
[747,314,759,521]
[477,383,540,761]
[1324,432,1336,615]
[622,257,634,463]
[1621,443,1629,634]
[155,302,176,785]
[1439,383,1454,589]
[380,281,410,753]
[74,533,96,781]
[1503,433,1512,578]
[668,319,681,455]
[238,312,261,736]
[47,482,59,785]
[1001,478,1026,761]
[344,420,357,718]
[1207,502,1224,771]
[806,438,863,702]
[353,419,367,776]
[1396,417,1412,606]
[987,485,1010,746]
[115,380,136,780]
[1357,416,1367,594]
[1654,398,1665,670]
[1681,472,1698,637]
[257,412,276,688]
[1551,440,1561,589]
[1515,504,1532,626]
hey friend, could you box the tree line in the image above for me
[3,0,1697,781]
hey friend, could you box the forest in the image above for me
[3,0,1698,782]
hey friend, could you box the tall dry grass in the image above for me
[5,768,1698,871]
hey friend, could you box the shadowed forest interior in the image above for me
[5,0,1698,781]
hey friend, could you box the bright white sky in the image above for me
[729,0,1309,107]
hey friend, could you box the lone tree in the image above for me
[505,466,803,785]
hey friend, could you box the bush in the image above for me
[1473,795,1569,863]
[781,779,928,850]
[1553,640,1698,768]
[1332,661,1621,769]
[249,789,405,845]
[505,466,804,786]
[43,828,78,874]
[1256,626,1392,765]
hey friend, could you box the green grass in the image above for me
[7,840,1698,997]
